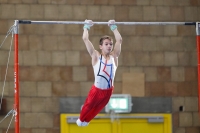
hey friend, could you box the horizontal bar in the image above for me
[18,20,196,25]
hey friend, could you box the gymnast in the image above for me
[76,19,122,126]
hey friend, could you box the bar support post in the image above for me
[14,20,19,133]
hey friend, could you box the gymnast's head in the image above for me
[99,35,114,53]
[99,35,113,46]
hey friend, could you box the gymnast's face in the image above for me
[99,39,113,54]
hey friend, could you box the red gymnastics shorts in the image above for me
[79,85,113,122]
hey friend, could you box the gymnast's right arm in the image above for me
[82,20,96,57]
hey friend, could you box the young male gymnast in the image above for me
[76,19,122,126]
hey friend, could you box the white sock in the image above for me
[76,119,89,126]
[82,121,89,126]
[76,119,84,126]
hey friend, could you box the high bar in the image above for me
[18,20,196,25]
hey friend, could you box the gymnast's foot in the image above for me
[76,118,89,126]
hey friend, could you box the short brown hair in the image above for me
[99,35,113,45]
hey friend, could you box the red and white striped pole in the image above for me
[14,20,20,133]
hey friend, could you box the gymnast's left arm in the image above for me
[108,20,122,58]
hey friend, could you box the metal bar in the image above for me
[95,116,163,119]
[14,20,20,133]
[66,116,164,123]
[18,20,196,25]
